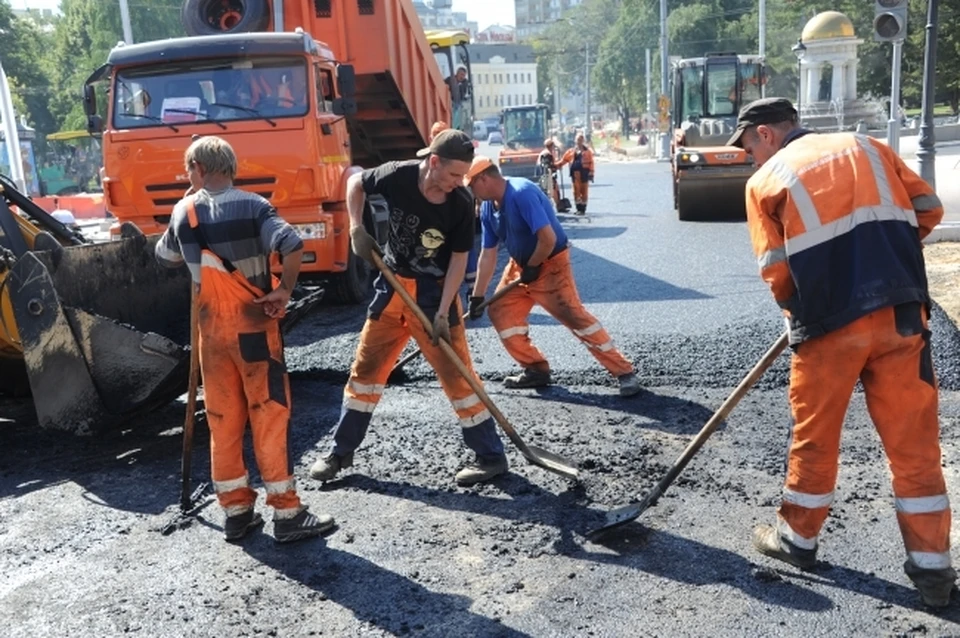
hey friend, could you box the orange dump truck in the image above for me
[83,0,451,302]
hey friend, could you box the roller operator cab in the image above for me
[498,104,550,179]
[671,53,765,222]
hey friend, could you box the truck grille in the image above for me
[146,177,276,208]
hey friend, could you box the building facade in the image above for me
[467,44,539,120]
[514,0,584,40]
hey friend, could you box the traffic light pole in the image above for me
[917,0,939,188]
[887,39,903,154]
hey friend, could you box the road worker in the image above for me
[555,132,594,214]
[309,130,508,486]
[537,138,563,211]
[155,136,335,543]
[729,97,954,607]
[465,155,641,397]
[431,120,478,295]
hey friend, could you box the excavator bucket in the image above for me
[5,236,192,434]
[0,176,322,434]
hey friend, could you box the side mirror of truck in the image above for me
[336,64,356,99]
[87,115,103,135]
[83,84,97,117]
[333,98,357,116]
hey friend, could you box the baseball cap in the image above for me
[416,128,475,161]
[464,155,495,186]
[726,97,799,148]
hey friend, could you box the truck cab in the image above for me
[425,29,474,135]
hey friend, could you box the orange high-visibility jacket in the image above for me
[558,147,594,180]
[746,131,943,343]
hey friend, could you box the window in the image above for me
[113,56,310,129]
[507,95,512,106]
[316,67,334,112]
[527,73,531,83]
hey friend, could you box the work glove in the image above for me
[468,296,486,320]
[350,225,380,265]
[432,312,451,346]
[520,263,542,284]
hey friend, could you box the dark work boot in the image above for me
[223,509,264,542]
[503,368,552,389]
[752,524,817,570]
[905,560,957,608]
[575,203,586,215]
[309,452,354,482]
[273,507,335,544]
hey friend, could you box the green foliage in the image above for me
[534,0,959,122]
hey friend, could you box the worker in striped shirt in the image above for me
[156,135,335,544]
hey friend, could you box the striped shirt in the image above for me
[155,187,303,292]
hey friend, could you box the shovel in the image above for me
[388,278,522,382]
[161,282,211,535]
[588,331,789,538]
[372,253,579,481]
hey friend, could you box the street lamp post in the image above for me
[791,38,806,120]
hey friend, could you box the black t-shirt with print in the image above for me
[361,160,474,279]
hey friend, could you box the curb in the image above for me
[925,221,960,244]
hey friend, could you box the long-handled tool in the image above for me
[372,253,579,481]
[161,282,211,535]
[388,278,523,380]
[557,168,572,213]
[588,331,789,537]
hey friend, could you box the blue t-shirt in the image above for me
[480,178,568,265]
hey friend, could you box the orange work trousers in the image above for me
[330,273,504,460]
[487,249,633,378]
[189,205,301,520]
[778,303,951,571]
[572,174,589,208]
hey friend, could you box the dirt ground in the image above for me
[927,242,960,325]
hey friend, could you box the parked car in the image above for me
[487,130,503,145]
[472,121,488,140]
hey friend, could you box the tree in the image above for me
[0,3,56,136]
[48,0,182,132]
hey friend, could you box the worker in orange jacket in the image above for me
[156,136,335,543]
[730,98,953,607]
[537,138,564,211]
[555,132,594,214]
[465,155,641,397]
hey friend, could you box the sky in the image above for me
[14,0,518,31]
[451,0,515,30]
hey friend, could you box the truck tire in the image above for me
[327,250,370,305]
[181,0,270,36]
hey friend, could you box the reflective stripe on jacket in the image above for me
[746,132,944,344]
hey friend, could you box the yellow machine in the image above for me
[0,176,319,434]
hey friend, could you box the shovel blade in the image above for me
[587,502,648,538]
[523,444,580,481]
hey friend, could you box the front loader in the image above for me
[0,175,319,435]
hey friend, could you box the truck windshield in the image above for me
[503,109,546,146]
[112,57,309,129]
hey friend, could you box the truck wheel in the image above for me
[181,0,270,36]
[328,250,370,305]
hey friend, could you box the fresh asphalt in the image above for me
[2,152,960,636]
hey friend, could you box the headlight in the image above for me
[295,223,326,239]
[688,153,700,163]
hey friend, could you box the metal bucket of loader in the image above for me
[5,231,192,434]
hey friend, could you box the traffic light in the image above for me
[874,0,908,42]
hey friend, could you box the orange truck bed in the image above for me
[270,0,450,165]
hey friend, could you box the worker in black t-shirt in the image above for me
[310,129,508,486]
